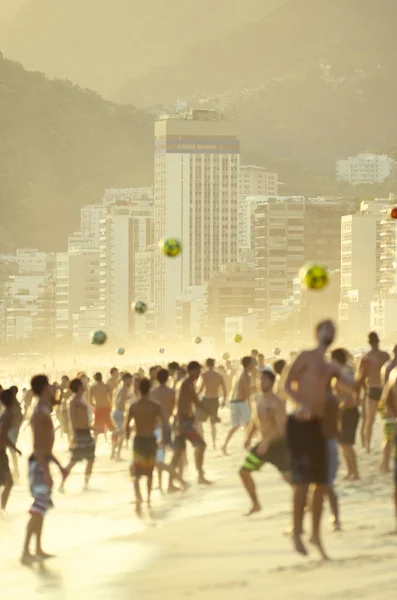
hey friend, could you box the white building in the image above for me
[72,306,102,343]
[379,196,397,298]
[4,274,45,340]
[371,296,397,339]
[103,187,153,206]
[336,152,395,185]
[16,248,49,274]
[99,199,153,339]
[154,109,240,337]
[80,204,105,244]
[55,253,69,337]
[339,199,387,330]
[238,166,278,250]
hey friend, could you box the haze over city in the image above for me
[1,2,397,599]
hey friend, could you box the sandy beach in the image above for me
[1,408,396,600]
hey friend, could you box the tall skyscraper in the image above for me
[154,109,240,336]
[254,196,357,333]
[99,199,153,338]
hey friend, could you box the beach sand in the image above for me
[1,408,396,600]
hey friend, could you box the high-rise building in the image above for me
[55,253,69,337]
[99,199,153,338]
[379,195,397,298]
[238,166,278,250]
[254,197,356,333]
[339,200,387,334]
[154,109,240,336]
[206,262,256,346]
[336,152,395,185]
[80,205,105,244]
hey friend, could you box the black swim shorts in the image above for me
[286,416,328,485]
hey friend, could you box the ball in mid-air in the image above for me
[194,336,202,344]
[222,352,230,360]
[90,330,107,346]
[274,348,281,356]
[159,348,165,354]
[132,300,148,315]
[389,206,397,220]
[299,262,329,290]
[160,237,182,258]
[234,334,243,344]
[117,347,125,356]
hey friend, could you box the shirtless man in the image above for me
[197,358,227,449]
[332,349,360,480]
[21,375,65,565]
[284,320,358,559]
[91,372,114,442]
[359,332,389,453]
[8,386,23,482]
[239,368,290,516]
[151,368,177,491]
[168,361,211,487]
[58,376,72,443]
[60,378,96,492]
[0,389,22,513]
[222,356,254,456]
[126,378,166,515]
[380,367,397,531]
[111,372,132,460]
[380,346,397,473]
[106,367,120,405]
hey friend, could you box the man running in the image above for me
[58,376,72,443]
[91,372,114,442]
[222,356,254,456]
[60,378,96,492]
[0,389,22,514]
[197,358,227,449]
[239,368,290,516]
[359,332,389,453]
[8,386,23,482]
[284,319,358,559]
[21,375,65,565]
[126,378,165,515]
[169,361,211,487]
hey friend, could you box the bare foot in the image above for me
[348,474,360,481]
[293,533,308,556]
[198,476,213,485]
[332,521,341,532]
[20,553,37,566]
[168,484,181,494]
[36,551,56,560]
[244,504,261,516]
[221,446,228,456]
[135,502,143,518]
[309,535,330,560]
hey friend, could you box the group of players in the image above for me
[0,319,396,565]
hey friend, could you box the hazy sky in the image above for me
[0,0,26,20]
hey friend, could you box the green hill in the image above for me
[0,55,153,252]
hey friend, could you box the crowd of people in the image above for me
[0,320,396,566]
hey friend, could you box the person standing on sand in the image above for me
[168,361,212,487]
[284,320,358,560]
[21,375,65,565]
[60,378,96,492]
[331,349,360,481]
[0,389,22,514]
[111,372,133,461]
[90,372,114,443]
[239,368,290,516]
[323,386,341,532]
[358,332,389,453]
[197,358,227,450]
[126,378,166,515]
[222,356,255,456]
[379,346,397,473]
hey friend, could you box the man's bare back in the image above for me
[201,370,226,398]
[150,386,175,422]
[360,349,390,389]
[128,400,161,437]
[90,382,111,408]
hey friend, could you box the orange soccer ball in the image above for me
[389,206,397,220]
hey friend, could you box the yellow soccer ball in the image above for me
[234,334,243,343]
[299,262,329,291]
[160,237,182,258]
